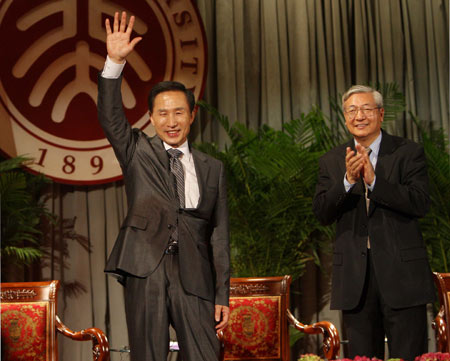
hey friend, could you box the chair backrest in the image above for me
[223,275,291,361]
[433,272,450,352]
[1,280,60,361]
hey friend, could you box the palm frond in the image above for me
[2,246,42,264]
[196,102,334,280]
[413,116,450,272]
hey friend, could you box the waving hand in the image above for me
[105,11,142,64]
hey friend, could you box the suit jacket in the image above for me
[97,75,230,306]
[313,131,435,310]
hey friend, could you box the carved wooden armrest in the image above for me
[432,306,448,352]
[217,329,224,343]
[56,315,110,361]
[287,309,340,360]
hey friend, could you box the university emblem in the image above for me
[0,0,207,184]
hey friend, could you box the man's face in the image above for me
[150,90,195,148]
[343,92,384,145]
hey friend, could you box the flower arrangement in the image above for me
[298,353,450,361]
[416,353,450,361]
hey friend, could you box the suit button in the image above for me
[167,224,172,229]
[361,252,366,257]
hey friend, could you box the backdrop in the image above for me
[34,0,449,359]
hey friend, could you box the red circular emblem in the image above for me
[0,0,207,184]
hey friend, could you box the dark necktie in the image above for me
[364,147,372,213]
[167,148,185,208]
[365,147,372,248]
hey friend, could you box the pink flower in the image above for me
[415,352,450,361]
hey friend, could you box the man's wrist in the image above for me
[109,56,125,65]
[344,173,355,192]
[101,55,126,79]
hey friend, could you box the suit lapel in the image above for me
[374,131,397,179]
[148,135,177,201]
[149,135,170,171]
[191,149,210,208]
[368,131,398,215]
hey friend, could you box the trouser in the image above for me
[343,250,428,361]
[124,253,220,361]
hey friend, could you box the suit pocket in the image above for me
[121,214,148,230]
[400,247,428,262]
[333,252,343,266]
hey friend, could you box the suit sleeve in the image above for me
[369,144,430,218]
[97,74,137,169]
[210,161,230,306]
[312,154,357,225]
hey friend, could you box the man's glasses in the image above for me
[344,106,380,119]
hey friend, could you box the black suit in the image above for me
[98,75,230,360]
[313,131,435,359]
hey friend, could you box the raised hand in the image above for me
[105,11,142,64]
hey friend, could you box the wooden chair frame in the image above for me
[1,280,110,361]
[432,272,450,352]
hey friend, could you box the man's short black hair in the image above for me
[148,81,195,114]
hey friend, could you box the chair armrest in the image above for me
[217,329,225,361]
[56,315,110,361]
[432,306,448,352]
[287,309,340,360]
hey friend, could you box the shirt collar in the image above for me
[163,140,191,158]
[354,131,382,156]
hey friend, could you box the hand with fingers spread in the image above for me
[105,11,142,64]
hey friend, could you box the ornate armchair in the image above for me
[220,275,340,360]
[432,272,450,352]
[1,280,110,361]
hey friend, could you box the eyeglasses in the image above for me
[344,106,380,119]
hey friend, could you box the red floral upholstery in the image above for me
[1,302,48,361]
[224,296,281,358]
[219,276,340,360]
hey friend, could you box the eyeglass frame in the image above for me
[343,106,381,119]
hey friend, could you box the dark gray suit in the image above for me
[98,75,230,361]
[313,131,435,359]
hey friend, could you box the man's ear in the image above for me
[190,105,198,124]
[379,107,385,123]
[149,111,154,125]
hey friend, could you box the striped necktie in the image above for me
[167,148,185,208]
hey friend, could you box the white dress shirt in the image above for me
[101,56,125,78]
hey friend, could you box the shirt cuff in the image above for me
[101,56,126,79]
[366,176,376,192]
[344,173,355,192]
